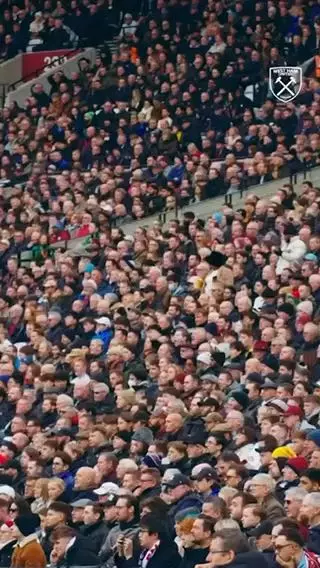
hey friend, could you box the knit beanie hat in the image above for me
[228,389,249,409]
[286,457,309,476]
[306,430,320,448]
[142,453,162,469]
[131,427,153,446]
[115,431,132,444]
[272,446,296,459]
[15,513,40,536]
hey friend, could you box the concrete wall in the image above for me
[0,55,22,94]
[120,167,320,235]
[6,47,96,107]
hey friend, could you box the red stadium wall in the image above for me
[22,49,79,79]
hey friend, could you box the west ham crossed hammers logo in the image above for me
[269,67,302,103]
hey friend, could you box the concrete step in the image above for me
[119,167,320,235]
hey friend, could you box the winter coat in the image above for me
[168,491,203,522]
[235,444,261,471]
[204,266,234,292]
[261,494,284,522]
[99,519,140,564]
[81,520,109,555]
[11,534,46,568]
[55,536,99,568]
[116,539,181,568]
[179,547,209,568]
[276,236,307,275]
[71,488,98,502]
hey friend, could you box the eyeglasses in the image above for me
[274,543,293,551]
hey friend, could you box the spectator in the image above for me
[11,513,46,568]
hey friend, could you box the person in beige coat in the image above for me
[204,251,234,294]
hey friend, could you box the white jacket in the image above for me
[276,236,307,275]
[236,443,261,471]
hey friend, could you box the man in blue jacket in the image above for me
[163,473,203,522]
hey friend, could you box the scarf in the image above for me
[139,540,160,568]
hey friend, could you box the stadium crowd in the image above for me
[0,0,319,224]
[0,0,319,568]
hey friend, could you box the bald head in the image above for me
[75,467,96,490]
[165,413,184,433]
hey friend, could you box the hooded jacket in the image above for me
[168,491,203,521]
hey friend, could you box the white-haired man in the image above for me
[299,492,320,554]
[249,473,284,522]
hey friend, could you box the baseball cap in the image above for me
[266,399,288,413]
[182,431,207,446]
[0,485,15,499]
[193,467,216,482]
[95,317,111,327]
[163,473,191,489]
[197,352,212,366]
[102,494,118,507]
[284,405,303,418]
[94,482,119,496]
[261,378,277,389]
[253,340,269,352]
[71,499,93,508]
[200,373,218,383]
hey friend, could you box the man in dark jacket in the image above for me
[72,467,98,502]
[51,524,99,567]
[207,530,270,568]
[45,311,64,345]
[180,515,215,568]
[81,503,109,555]
[163,474,203,522]
[114,512,180,568]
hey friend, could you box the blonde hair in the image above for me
[215,518,241,531]
[118,389,136,406]
[219,486,238,506]
[34,478,49,501]
[48,478,65,492]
